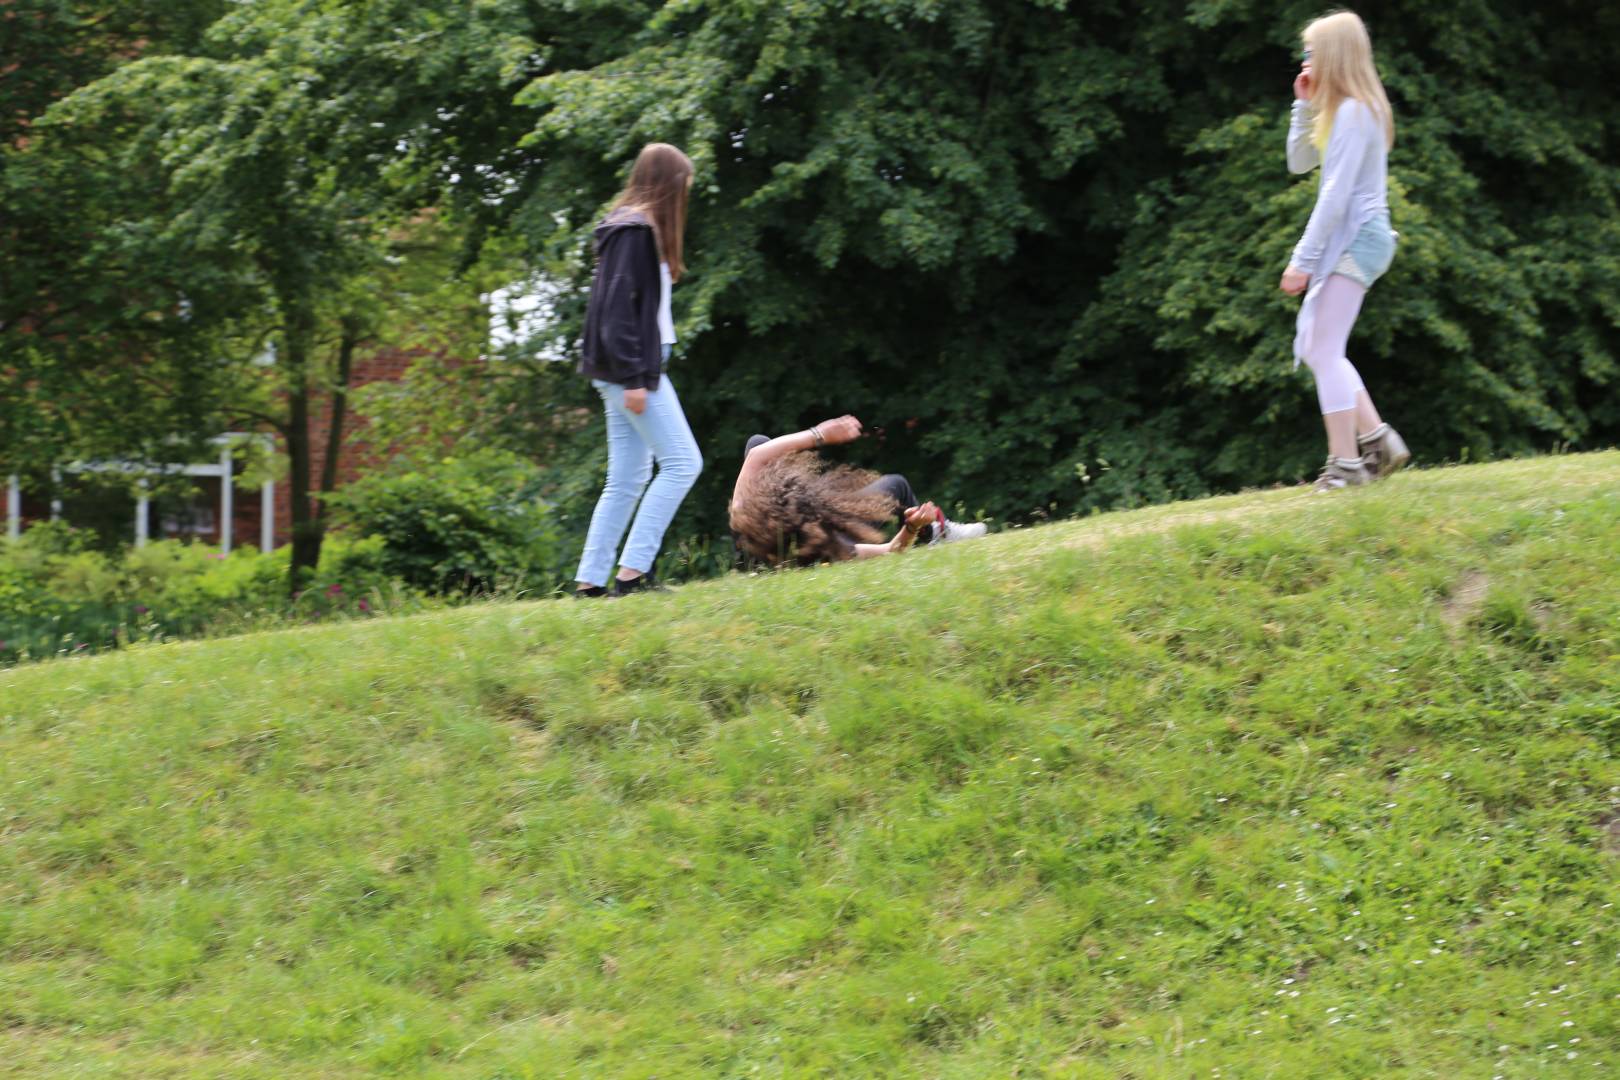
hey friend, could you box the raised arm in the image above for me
[732,414,864,502]
[1286,99,1319,174]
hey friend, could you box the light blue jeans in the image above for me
[574,354,702,586]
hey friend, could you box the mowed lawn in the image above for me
[2,453,1618,1078]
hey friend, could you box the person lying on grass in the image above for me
[729,414,987,566]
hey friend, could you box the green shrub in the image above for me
[325,450,563,594]
[0,532,423,665]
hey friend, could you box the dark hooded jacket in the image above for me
[577,210,664,391]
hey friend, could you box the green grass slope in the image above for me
[3,454,1619,1079]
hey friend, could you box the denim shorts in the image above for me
[1331,212,1397,288]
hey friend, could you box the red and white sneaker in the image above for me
[932,517,988,544]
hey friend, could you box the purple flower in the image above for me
[357,599,370,613]
[327,583,342,596]
[134,604,149,615]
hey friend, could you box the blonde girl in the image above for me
[1281,11,1410,491]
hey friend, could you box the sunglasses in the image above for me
[1302,46,1313,62]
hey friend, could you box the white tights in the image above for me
[1302,274,1368,415]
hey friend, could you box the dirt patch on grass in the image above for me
[1441,570,1490,632]
[1601,813,1620,858]
[479,682,554,766]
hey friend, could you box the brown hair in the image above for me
[611,143,694,281]
[729,452,897,565]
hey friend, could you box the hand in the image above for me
[816,415,863,446]
[890,502,939,552]
[1279,266,1310,296]
[623,387,648,415]
[1293,65,1312,101]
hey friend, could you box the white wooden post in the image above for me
[260,479,275,552]
[135,481,150,548]
[219,443,234,555]
[6,475,19,542]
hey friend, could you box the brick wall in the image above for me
[255,346,423,548]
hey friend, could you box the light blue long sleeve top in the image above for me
[1287,97,1389,363]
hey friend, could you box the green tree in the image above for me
[10,1,1618,587]
[1,1,236,477]
[5,0,533,585]
[481,0,1619,567]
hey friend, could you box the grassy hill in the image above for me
[3,453,1618,1078]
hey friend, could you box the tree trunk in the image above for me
[316,319,359,525]
[282,310,322,595]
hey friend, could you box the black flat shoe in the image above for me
[611,574,665,597]
[573,585,609,599]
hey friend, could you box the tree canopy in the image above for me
[6,0,1618,572]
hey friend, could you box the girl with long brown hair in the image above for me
[730,415,986,565]
[1281,11,1411,491]
[574,143,703,595]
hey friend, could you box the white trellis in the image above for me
[5,433,277,552]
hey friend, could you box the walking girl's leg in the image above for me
[616,377,703,579]
[575,381,654,589]
[1302,274,1371,460]
[1355,390,1383,435]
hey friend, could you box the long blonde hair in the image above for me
[610,143,693,281]
[1304,11,1394,152]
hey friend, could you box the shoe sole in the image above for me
[1378,448,1411,478]
[1360,434,1412,481]
[1374,430,1411,479]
